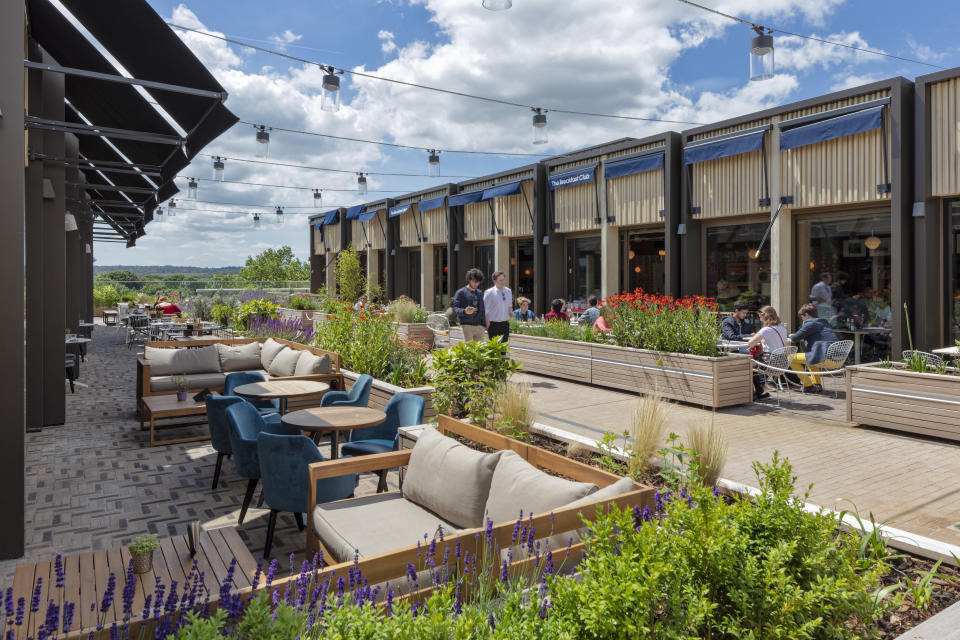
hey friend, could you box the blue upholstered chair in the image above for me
[205,395,244,490]
[257,432,358,558]
[341,392,425,492]
[319,374,373,408]
[224,401,293,524]
[225,371,281,414]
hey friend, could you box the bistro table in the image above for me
[232,379,330,415]
[718,339,750,353]
[832,327,890,364]
[932,345,959,357]
[65,336,92,362]
[281,406,387,457]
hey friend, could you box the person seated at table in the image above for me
[353,294,367,312]
[155,296,181,316]
[745,305,789,400]
[721,300,753,342]
[578,296,601,327]
[594,306,613,334]
[788,303,839,394]
[513,296,536,322]
[544,299,569,323]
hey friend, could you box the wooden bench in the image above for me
[9,527,258,639]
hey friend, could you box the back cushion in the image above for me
[484,451,597,525]
[216,342,263,372]
[402,427,502,529]
[267,347,303,377]
[145,345,221,376]
[294,352,332,376]
[260,338,286,370]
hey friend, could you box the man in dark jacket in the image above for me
[721,300,753,341]
[452,268,486,342]
[788,303,839,393]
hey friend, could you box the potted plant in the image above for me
[172,374,188,401]
[128,533,159,574]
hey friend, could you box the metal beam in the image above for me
[31,153,162,177]
[24,116,184,146]
[67,181,155,194]
[23,60,227,101]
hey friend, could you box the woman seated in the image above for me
[155,296,181,316]
[593,306,613,334]
[513,296,536,322]
[745,305,789,400]
[544,298,569,323]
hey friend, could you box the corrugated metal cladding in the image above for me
[352,210,387,251]
[554,141,665,232]
[691,144,770,219]
[931,78,960,197]
[780,89,892,208]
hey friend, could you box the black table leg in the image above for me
[330,431,339,459]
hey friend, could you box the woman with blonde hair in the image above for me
[746,305,788,400]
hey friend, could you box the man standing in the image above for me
[452,268,486,342]
[809,272,833,305]
[483,271,513,343]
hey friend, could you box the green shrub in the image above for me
[431,338,520,426]
[336,246,365,303]
[234,299,279,331]
[211,304,234,328]
[388,296,429,323]
[93,284,121,308]
[128,533,159,556]
[288,294,321,311]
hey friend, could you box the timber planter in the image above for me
[342,369,437,419]
[394,322,434,348]
[277,307,329,323]
[505,333,593,384]
[846,363,960,442]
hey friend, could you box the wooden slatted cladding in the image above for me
[931,77,960,197]
[352,206,387,251]
[421,205,447,244]
[607,168,663,226]
[399,209,420,247]
[779,90,891,208]
[690,119,771,220]
[323,222,341,253]
[312,225,323,255]
[396,188,448,247]
[555,181,597,233]
[497,180,534,237]
[463,200,489,239]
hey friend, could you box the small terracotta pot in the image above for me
[132,551,153,575]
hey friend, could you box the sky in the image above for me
[91,0,960,267]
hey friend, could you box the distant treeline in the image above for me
[94,265,241,277]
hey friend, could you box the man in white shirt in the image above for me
[483,271,513,343]
[809,272,833,305]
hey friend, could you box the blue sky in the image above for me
[93,0,959,267]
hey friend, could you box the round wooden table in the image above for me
[280,407,387,458]
[232,380,330,415]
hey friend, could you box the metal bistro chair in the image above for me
[126,313,150,349]
[816,340,854,398]
[753,346,798,406]
[902,350,944,370]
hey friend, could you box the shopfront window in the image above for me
[408,250,421,304]
[566,236,601,307]
[950,201,960,342]
[796,212,891,360]
[473,244,494,283]
[621,230,665,295]
[510,239,535,301]
[705,223,770,312]
[433,246,448,311]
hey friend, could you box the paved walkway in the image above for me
[518,371,960,547]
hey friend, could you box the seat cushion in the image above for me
[151,372,225,392]
[402,427,502,529]
[340,439,393,456]
[484,450,597,525]
[260,338,286,371]
[267,347,303,377]
[542,476,637,555]
[145,345,221,376]
[294,351,332,376]
[216,342,263,372]
[312,492,460,563]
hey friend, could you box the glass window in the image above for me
[433,246,448,312]
[566,236,602,306]
[473,244,495,284]
[795,212,891,361]
[950,201,960,342]
[408,250,421,304]
[621,231,665,294]
[510,239,535,301]
[705,223,771,312]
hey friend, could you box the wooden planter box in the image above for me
[394,322,434,348]
[506,333,592,384]
[342,370,436,419]
[846,363,960,442]
[277,307,329,323]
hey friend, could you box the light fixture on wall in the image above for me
[65,212,78,232]
[321,66,341,113]
[532,108,547,145]
[187,178,198,199]
[276,206,284,225]
[427,150,440,177]
[212,157,225,181]
[253,213,261,228]
[750,26,775,81]
[864,234,882,250]
[357,173,368,195]
[809,260,815,270]
[482,0,512,9]
[255,125,270,157]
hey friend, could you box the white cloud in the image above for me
[774,31,876,72]
[170,5,242,70]
[906,36,947,63]
[269,29,303,52]
[829,72,885,92]
[378,29,397,54]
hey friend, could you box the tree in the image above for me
[238,246,310,284]
[336,246,365,303]
[95,270,141,290]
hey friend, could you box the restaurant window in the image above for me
[949,200,960,342]
[705,222,770,312]
[566,236,602,307]
[433,246,448,311]
[510,239,535,301]
[621,230,665,295]
[795,211,891,361]
[408,249,421,304]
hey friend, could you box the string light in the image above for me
[187,178,198,199]
[255,125,270,158]
[313,189,322,208]
[180,175,406,193]
[321,66,342,113]
[200,153,476,179]
[427,150,440,177]
[167,200,177,216]
[276,206,284,225]
[212,156,225,181]
[532,108,547,145]
[252,212,261,228]
[357,173,368,195]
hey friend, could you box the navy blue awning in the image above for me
[321,209,339,226]
[548,165,595,191]
[780,105,884,151]
[604,153,663,180]
[313,222,322,231]
[345,205,364,220]
[480,181,524,201]
[449,190,484,207]
[684,130,765,165]
[388,204,411,218]
[358,209,378,222]
[418,196,446,212]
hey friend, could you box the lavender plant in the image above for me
[245,315,315,344]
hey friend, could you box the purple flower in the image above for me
[453,586,463,615]
[488,613,496,631]
[544,550,554,578]
[385,587,394,617]
[265,558,278,586]
[5,587,13,619]
[30,578,43,613]
[500,561,508,583]
[14,597,24,626]
[54,555,65,590]
[43,600,60,636]
[219,559,237,602]
[62,602,75,633]
[122,562,136,619]
[539,598,548,619]
[406,563,417,583]
[251,557,263,591]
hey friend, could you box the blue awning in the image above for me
[418,195,446,212]
[358,208,378,222]
[780,105,884,151]
[321,209,339,226]
[548,165,595,191]
[480,180,524,201]
[312,222,322,231]
[388,204,411,218]
[345,205,364,220]
[449,190,484,207]
[684,130,765,165]
[604,153,663,180]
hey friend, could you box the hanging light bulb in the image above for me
[427,150,440,177]
[864,234,882,250]
[313,189,322,208]
[276,206,284,225]
[321,67,341,113]
[482,0,512,9]
[658,248,666,257]
[156,207,164,223]
[749,26,775,82]
[357,172,368,195]
[253,213,261,228]
[255,125,270,157]
[532,108,547,145]
[212,156,225,181]
[748,249,760,259]
[167,200,177,217]
[187,178,198,200]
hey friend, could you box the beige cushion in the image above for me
[260,338,286,370]
[311,492,460,563]
[150,372,226,392]
[484,450,597,525]
[144,345,221,376]
[267,346,303,377]
[294,351,332,376]
[402,427,502,529]
[216,342,262,372]
[541,476,638,555]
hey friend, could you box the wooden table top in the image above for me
[141,394,206,415]
[233,379,330,399]
[281,406,386,432]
